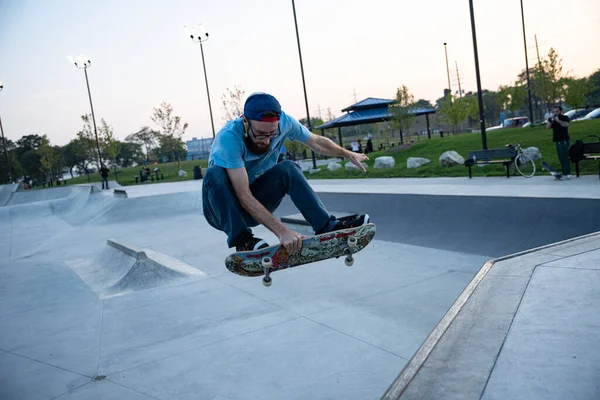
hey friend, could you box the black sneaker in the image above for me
[330,214,370,232]
[235,235,269,252]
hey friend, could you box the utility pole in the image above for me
[520,0,534,126]
[443,43,452,98]
[455,61,463,97]
[315,105,324,121]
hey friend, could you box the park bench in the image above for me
[464,146,517,178]
[569,135,600,179]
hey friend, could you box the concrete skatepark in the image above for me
[0,174,599,399]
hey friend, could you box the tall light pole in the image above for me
[520,0,534,125]
[468,0,488,150]
[291,0,317,169]
[185,23,216,138]
[0,81,12,183]
[67,53,103,168]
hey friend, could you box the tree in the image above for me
[125,126,159,163]
[63,139,93,179]
[585,69,600,107]
[220,85,245,123]
[99,119,119,166]
[439,94,478,132]
[76,115,101,170]
[534,47,564,106]
[0,139,22,183]
[151,102,189,167]
[115,141,144,168]
[389,85,416,143]
[506,83,527,116]
[413,99,434,109]
[38,137,63,182]
[561,77,589,111]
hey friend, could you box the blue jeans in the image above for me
[202,160,336,247]
[555,140,571,175]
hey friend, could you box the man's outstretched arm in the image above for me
[304,133,369,172]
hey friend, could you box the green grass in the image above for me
[65,159,209,186]
[304,119,600,179]
[62,119,600,186]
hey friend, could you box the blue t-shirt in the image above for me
[208,110,311,184]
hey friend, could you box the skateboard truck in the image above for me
[344,236,358,266]
[262,257,273,287]
[260,235,359,286]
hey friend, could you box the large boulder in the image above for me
[374,156,395,169]
[309,168,321,174]
[345,162,368,171]
[522,146,542,161]
[178,170,188,177]
[327,162,342,171]
[407,157,431,169]
[439,150,465,167]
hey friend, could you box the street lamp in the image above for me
[185,23,216,138]
[67,53,103,168]
[291,0,317,169]
[0,81,12,183]
[468,0,488,150]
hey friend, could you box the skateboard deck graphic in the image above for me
[225,223,376,286]
[542,161,562,179]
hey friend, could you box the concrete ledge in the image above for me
[113,189,128,198]
[381,230,600,399]
[107,238,146,259]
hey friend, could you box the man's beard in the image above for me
[245,136,271,155]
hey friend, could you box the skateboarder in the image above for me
[202,92,370,254]
[546,105,572,179]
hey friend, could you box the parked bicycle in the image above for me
[505,142,536,177]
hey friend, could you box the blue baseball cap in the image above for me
[243,93,281,122]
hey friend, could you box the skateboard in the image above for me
[541,161,562,179]
[225,223,376,287]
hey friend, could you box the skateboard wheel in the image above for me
[348,236,357,248]
[345,256,354,267]
[262,276,272,287]
[262,257,272,268]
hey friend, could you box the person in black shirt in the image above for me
[546,105,571,178]
[99,164,110,190]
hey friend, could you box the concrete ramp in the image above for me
[276,193,600,258]
[66,239,206,298]
[382,231,600,400]
[4,185,95,206]
[0,183,21,206]
[91,191,203,225]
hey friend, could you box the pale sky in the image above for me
[0,0,599,146]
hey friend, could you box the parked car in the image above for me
[578,108,600,121]
[565,108,591,120]
[488,116,529,131]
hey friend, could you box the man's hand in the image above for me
[277,228,304,254]
[346,151,369,172]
